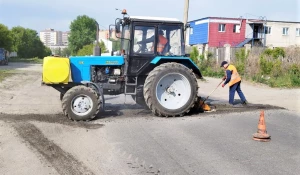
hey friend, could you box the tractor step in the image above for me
[124,76,138,95]
[125,83,137,86]
[124,92,137,95]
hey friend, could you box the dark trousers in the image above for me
[229,81,246,104]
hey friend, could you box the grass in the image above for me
[0,69,16,82]
[251,73,300,88]
[8,57,43,64]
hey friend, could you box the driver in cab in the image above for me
[137,29,168,54]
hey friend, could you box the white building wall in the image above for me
[245,23,254,38]
[265,21,300,47]
[56,31,63,45]
[39,29,65,46]
[62,32,70,45]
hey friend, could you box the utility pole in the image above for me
[183,0,189,44]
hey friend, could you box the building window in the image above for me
[282,27,289,35]
[190,28,193,35]
[265,26,271,34]
[233,24,240,33]
[296,28,300,36]
[219,24,226,32]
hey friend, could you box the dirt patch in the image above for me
[187,102,285,118]
[0,114,103,129]
[0,71,39,90]
[0,102,284,123]
[12,122,95,175]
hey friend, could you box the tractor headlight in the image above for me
[113,69,121,75]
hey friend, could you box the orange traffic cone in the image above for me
[253,110,271,142]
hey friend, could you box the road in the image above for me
[0,63,299,175]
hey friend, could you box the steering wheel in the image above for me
[135,43,149,53]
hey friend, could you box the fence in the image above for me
[191,44,254,64]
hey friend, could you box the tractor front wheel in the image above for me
[61,85,101,121]
[143,62,198,117]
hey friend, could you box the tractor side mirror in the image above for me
[109,24,115,38]
[115,19,122,33]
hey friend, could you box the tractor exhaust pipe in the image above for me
[93,20,101,56]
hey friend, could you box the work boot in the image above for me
[235,104,244,108]
[242,100,248,105]
[228,103,243,108]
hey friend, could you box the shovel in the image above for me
[199,79,224,108]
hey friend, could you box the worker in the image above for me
[137,29,168,54]
[156,30,168,53]
[220,61,248,106]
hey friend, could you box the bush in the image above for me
[197,57,224,78]
[289,64,300,86]
[263,47,285,59]
[233,48,249,75]
[271,59,282,78]
[272,47,285,59]
[259,55,273,75]
[190,46,199,64]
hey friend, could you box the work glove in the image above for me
[222,84,225,88]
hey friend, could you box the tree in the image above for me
[77,41,107,56]
[77,44,93,56]
[44,47,52,57]
[68,15,98,54]
[99,40,108,53]
[11,26,50,58]
[61,47,71,57]
[53,48,62,55]
[110,38,121,51]
[0,24,13,51]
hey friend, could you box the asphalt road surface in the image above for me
[0,63,299,175]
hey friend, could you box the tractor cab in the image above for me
[110,10,188,76]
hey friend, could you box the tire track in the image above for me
[12,122,95,175]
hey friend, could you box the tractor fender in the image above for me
[150,56,203,79]
[81,81,105,110]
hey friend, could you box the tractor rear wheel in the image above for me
[61,85,101,121]
[143,62,198,117]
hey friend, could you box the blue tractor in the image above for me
[42,10,203,121]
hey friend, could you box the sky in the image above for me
[0,0,299,33]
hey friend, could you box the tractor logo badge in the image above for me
[79,61,84,64]
[106,61,119,64]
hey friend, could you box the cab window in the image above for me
[133,26,155,54]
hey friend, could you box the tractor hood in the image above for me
[70,56,124,82]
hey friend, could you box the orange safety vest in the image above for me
[157,35,168,53]
[226,64,241,87]
[151,35,168,52]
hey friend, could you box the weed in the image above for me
[0,70,15,82]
